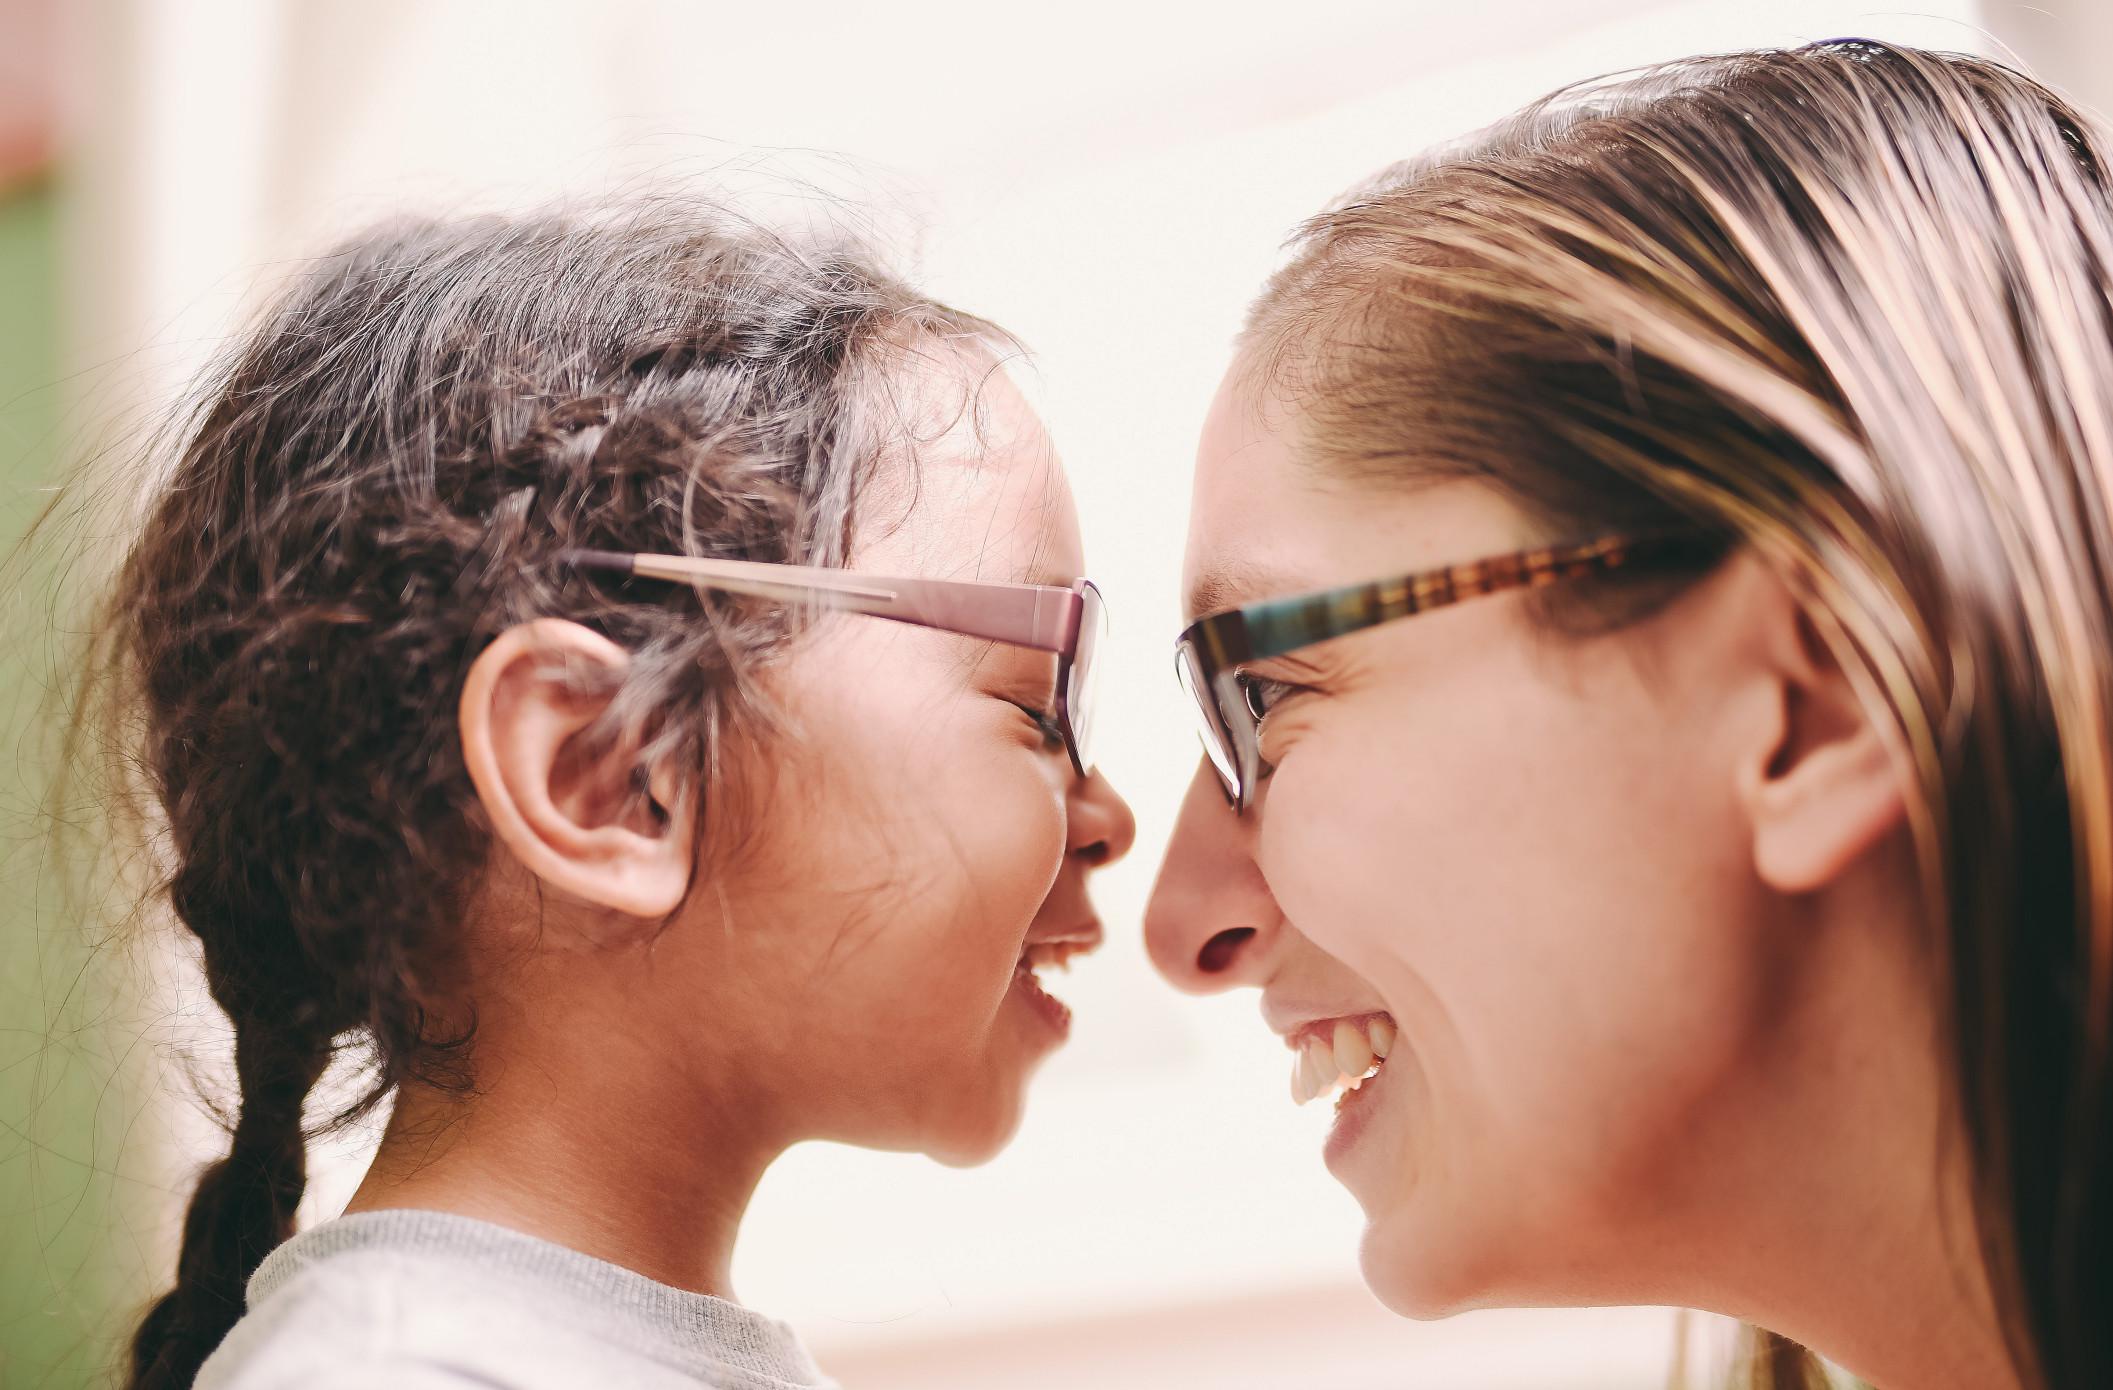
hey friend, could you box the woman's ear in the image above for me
[1729,565,1910,894]
[459,619,695,920]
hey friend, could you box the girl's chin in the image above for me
[923,1089,1028,1168]
[887,969,1073,1167]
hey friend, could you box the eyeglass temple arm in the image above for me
[565,550,1079,652]
[1215,534,1718,665]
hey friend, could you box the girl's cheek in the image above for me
[938,742,1068,896]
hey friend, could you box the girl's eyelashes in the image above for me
[1010,700,1067,752]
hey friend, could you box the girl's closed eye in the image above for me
[1010,698,1066,751]
[986,650,1066,753]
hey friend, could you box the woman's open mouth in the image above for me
[1287,1013,1396,1107]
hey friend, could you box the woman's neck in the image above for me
[345,1025,781,1299]
[1722,1151,2020,1390]
[1692,854,2024,1390]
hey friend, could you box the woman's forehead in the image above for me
[1183,369,1529,615]
[1184,374,1306,613]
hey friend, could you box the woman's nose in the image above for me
[1068,765,1138,867]
[1144,760,1280,994]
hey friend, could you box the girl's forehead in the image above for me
[858,360,1083,584]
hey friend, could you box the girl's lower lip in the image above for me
[1323,1056,1387,1168]
[1009,966,1073,1038]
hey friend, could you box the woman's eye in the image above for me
[1236,673,1300,723]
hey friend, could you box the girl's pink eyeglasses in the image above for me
[564,549,1106,776]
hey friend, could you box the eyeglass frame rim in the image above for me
[561,548,1103,776]
[1173,533,1720,812]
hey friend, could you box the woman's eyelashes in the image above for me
[1237,671,1304,722]
[1239,670,1312,779]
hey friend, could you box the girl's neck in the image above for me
[344,1041,780,1300]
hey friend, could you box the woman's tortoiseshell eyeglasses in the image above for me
[1174,535,1713,812]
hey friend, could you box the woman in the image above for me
[93,200,1134,1389]
[1147,41,2110,1390]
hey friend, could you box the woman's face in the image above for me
[706,354,1134,1167]
[1146,366,1803,1316]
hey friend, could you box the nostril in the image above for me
[1077,839,1111,867]
[1197,927,1256,974]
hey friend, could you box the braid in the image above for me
[128,1021,329,1388]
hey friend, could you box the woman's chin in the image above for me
[1358,1210,1485,1321]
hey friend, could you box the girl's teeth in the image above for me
[1021,942,1081,974]
[1333,1019,1374,1078]
[1368,1015,1396,1059]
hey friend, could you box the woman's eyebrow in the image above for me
[1186,560,1301,622]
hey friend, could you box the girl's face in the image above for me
[1145,367,1856,1316]
[699,356,1134,1166]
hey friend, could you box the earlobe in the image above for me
[1739,597,1910,894]
[459,619,696,923]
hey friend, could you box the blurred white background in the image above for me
[34,1,2105,1386]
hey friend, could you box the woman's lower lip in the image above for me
[1009,966,1073,1038]
[1322,1057,1387,1168]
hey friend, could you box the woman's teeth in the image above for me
[1290,1015,1396,1106]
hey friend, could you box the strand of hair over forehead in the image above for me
[1279,40,2113,1059]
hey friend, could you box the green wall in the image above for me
[0,180,143,1389]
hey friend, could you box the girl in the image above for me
[99,200,1133,1389]
[1148,40,2111,1390]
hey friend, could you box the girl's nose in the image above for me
[1068,765,1138,867]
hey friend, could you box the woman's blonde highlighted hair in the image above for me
[1245,40,2113,1390]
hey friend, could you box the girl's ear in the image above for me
[459,619,695,921]
[1728,566,1910,894]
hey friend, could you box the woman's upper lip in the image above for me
[1261,996,1393,1047]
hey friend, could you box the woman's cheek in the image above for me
[1261,733,1421,972]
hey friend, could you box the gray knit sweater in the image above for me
[197,1209,837,1390]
